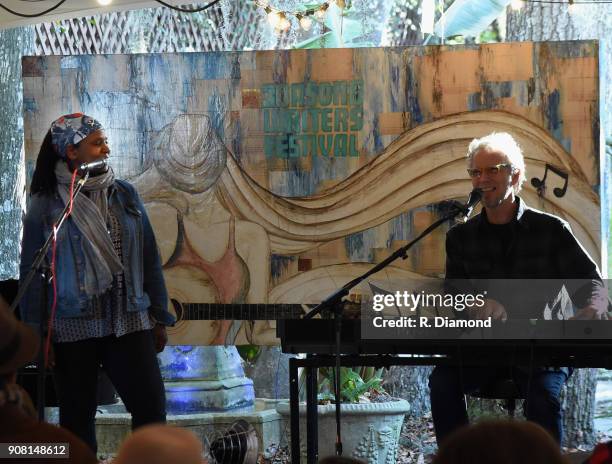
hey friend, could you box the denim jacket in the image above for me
[19,179,175,330]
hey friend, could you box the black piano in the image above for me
[277,318,612,463]
[278,318,612,366]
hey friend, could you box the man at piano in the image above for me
[428,132,609,446]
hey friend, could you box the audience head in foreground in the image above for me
[432,420,569,464]
[0,304,97,464]
[113,424,206,464]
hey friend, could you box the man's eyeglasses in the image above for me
[467,163,512,178]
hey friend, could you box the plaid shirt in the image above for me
[445,196,607,319]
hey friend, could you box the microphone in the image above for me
[78,159,108,174]
[461,188,482,220]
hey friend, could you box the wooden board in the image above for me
[22,42,604,345]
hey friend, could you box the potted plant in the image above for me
[276,366,410,464]
[317,366,386,404]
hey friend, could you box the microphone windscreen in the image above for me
[466,188,482,207]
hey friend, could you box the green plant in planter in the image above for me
[236,344,261,364]
[317,366,385,404]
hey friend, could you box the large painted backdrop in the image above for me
[22,42,604,345]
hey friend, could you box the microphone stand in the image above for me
[303,197,478,458]
[10,171,91,420]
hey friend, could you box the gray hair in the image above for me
[466,132,526,193]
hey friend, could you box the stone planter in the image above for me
[277,399,410,464]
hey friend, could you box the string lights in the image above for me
[0,0,608,24]
[254,0,340,34]
[0,0,222,18]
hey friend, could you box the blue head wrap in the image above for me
[50,113,103,159]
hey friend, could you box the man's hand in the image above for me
[471,298,507,321]
[571,306,609,320]
[152,323,168,353]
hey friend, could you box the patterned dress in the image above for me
[53,208,153,343]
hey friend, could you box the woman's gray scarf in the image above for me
[54,162,123,297]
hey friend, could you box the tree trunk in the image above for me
[383,365,433,419]
[561,368,598,447]
[0,27,34,281]
[506,3,578,41]
[241,346,295,399]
